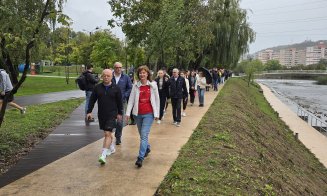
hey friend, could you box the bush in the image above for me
[316,76,327,85]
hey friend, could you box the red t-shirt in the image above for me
[138,85,153,115]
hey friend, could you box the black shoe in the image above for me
[116,138,121,145]
[135,158,143,168]
[199,104,204,107]
[145,148,151,157]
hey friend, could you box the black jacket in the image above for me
[155,76,170,96]
[85,71,99,91]
[168,76,188,99]
[87,83,123,119]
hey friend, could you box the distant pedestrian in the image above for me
[180,71,189,117]
[125,65,160,168]
[83,64,99,122]
[112,62,133,145]
[0,69,26,114]
[155,70,170,124]
[169,68,188,127]
[212,68,219,91]
[197,71,207,107]
[87,69,123,164]
[188,71,197,106]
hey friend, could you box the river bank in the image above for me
[156,78,327,195]
[256,79,327,125]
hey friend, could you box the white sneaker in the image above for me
[172,121,177,125]
[157,120,161,124]
[175,122,181,127]
[182,112,186,117]
[106,148,116,156]
[21,107,26,115]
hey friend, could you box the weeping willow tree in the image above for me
[109,0,255,70]
[209,0,255,69]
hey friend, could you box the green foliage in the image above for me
[315,76,327,85]
[109,0,254,70]
[265,60,282,71]
[90,31,123,68]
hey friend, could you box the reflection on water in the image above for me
[256,79,327,124]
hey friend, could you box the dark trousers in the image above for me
[159,91,167,120]
[183,96,188,110]
[171,98,182,123]
[189,89,195,104]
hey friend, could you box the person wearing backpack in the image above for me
[81,64,99,122]
[0,69,26,114]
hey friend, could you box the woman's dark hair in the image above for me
[86,64,93,70]
[137,65,152,82]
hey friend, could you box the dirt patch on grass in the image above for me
[156,78,327,195]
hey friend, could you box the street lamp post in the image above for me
[82,26,101,37]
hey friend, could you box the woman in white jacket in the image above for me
[197,71,207,107]
[125,65,160,168]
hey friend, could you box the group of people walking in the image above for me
[83,62,213,168]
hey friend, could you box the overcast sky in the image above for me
[64,0,327,54]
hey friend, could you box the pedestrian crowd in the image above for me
[77,63,231,167]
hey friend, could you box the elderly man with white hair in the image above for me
[87,69,123,164]
[168,68,188,127]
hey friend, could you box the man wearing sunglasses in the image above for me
[112,62,133,145]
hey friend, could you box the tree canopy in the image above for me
[109,0,255,70]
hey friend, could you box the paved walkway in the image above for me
[0,87,221,196]
[14,90,84,106]
[0,104,100,188]
[259,83,327,168]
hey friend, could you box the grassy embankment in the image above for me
[16,76,78,97]
[0,98,84,174]
[315,76,327,85]
[156,78,327,195]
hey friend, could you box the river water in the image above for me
[256,79,327,126]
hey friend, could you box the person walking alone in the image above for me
[169,68,188,127]
[155,70,169,124]
[112,62,132,145]
[125,65,160,168]
[197,71,207,107]
[87,69,123,164]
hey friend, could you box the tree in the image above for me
[0,0,67,126]
[90,30,123,68]
[265,60,282,71]
[108,0,255,71]
[238,60,264,86]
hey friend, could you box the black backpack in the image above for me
[76,72,88,91]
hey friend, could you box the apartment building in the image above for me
[306,42,326,65]
[254,42,326,67]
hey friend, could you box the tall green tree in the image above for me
[0,0,67,126]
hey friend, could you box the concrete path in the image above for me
[0,88,221,196]
[14,90,84,106]
[0,104,100,188]
[259,83,327,168]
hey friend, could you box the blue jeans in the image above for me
[198,87,205,105]
[85,91,92,115]
[134,113,154,160]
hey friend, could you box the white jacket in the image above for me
[126,80,160,118]
[184,78,190,94]
[198,76,207,89]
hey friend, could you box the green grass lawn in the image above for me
[156,78,327,195]
[0,98,84,174]
[16,76,79,97]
